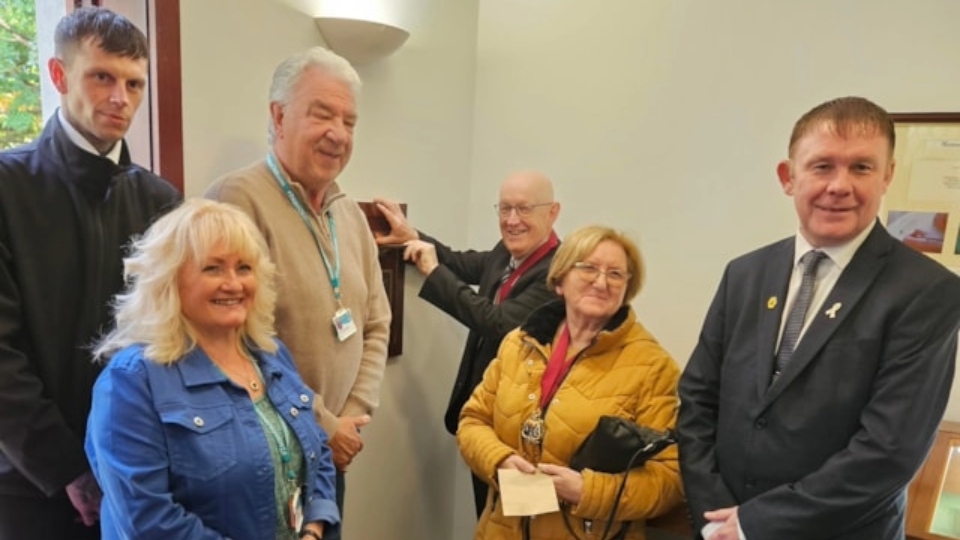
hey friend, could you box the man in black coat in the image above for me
[375,171,560,517]
[0,8,180,538]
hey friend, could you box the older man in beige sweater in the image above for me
[205,47,390,540]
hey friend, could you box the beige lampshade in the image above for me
[314,16,410,65]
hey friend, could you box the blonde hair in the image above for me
[94,199,278,364]
[547,225,645,304]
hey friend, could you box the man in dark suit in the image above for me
[678,96,960,540]
[375,171,560,517]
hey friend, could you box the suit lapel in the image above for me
[763,225,893,405]
[755,240,794,398]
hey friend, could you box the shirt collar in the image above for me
[57,108,122,164]
[793,220,876,270]
[509,234,552,268]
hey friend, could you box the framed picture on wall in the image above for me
[882,112,960,271]
[358,201,406,357]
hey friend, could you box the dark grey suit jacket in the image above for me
[678,223,960,540]
[417,232,558,434]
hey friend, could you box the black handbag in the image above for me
[560,416,677,540]
[570,416,676,473]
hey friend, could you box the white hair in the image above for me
[267,46,362,143]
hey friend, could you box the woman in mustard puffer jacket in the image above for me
[458,225,683,540]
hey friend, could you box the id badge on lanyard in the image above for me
[333,306,357,341]
[288,486,304,531]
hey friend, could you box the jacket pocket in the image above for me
[159,404,239,481]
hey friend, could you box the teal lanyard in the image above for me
[265,153,342,301]
[250,360,298,483]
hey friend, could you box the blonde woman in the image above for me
[86,199,338,540]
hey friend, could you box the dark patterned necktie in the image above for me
[500,260,516,284]
[773,250,827,381]
[495,260,516,304]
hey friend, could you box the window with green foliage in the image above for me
[0,0,41,150]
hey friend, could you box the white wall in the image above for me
[178,0,960,537]
[470,0,960,416]
[180,0,479,538]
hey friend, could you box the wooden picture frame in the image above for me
[358,201,406,357]
[906,420,960,539]
[883,113,960,271]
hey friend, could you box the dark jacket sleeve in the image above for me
[419,231,492,285]
[677,265,740,532]
[417,232,557,341]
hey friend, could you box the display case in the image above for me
[907,421,960,539]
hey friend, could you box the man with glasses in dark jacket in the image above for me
[374,170,561,517]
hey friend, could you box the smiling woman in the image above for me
[93,198,278,365]
[177,243,259,345]
[85,199,341,540]
[457,224,683,540]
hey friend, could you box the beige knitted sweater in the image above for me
[205,160,391,435]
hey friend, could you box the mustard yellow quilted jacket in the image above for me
[458,300,683,540]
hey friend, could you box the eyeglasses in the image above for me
[572,262,630,285]
[494,203,553,217]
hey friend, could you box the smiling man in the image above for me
[677,97,960,540]
[205,47,390,540]
[374,170,561,517]
[0,7,180,538]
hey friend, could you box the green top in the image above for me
[253,396,305,540]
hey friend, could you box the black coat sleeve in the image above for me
[417,232,556,341]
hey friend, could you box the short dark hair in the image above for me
[54,7,148,63]
[788,96,895,157]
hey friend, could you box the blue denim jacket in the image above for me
[86,340,339,540]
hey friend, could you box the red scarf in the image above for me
[496,231,560,303]
[540,324,574,409]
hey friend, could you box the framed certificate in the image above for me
[882,113,960,270]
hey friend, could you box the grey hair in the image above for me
[267,46,362,143]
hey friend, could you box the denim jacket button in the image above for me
[193,416,204,427]
[290,407,299,417]
[300,394,310,403]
